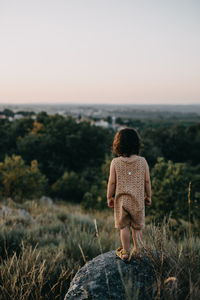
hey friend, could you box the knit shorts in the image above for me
[114,196,145,230]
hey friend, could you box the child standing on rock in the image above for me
[107,128,151,261]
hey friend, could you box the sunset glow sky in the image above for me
[0,0,200,104]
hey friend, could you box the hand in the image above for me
[145,196,151,206]
[107,197,114,208]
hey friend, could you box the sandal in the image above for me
[116,247,130,261]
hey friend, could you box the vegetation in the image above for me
[0,155,47,201]
[0,109,200,298]
[0,200,199,299]
[151,158,200,225]
[0,112,200,224]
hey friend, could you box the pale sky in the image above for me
[0,0,200,104]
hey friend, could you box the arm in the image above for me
[107,160,116,208]
[144,160,151,206]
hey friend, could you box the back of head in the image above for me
[113,127,141,157]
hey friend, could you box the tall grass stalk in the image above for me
[188,182,192,259]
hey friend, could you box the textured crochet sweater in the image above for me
[111,155,148,211]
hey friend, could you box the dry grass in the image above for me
[0,242,71,300]
[0,198,199,299]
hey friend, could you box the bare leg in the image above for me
[120,225,131,258]
[132,228,143,253]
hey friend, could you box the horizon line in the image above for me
[0,102,200,106]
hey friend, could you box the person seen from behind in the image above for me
[107,128,151,261]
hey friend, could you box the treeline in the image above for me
[0,112,112,203]
[0,112,199,226]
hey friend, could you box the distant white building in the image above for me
[57,111,65,116]
[14,114,24,119]
[94,120,110,128]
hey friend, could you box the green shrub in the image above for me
[51,171,86,202]
[149,157,197,221]
[0,155,47,201]
[82,182,107,210]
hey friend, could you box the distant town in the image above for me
[0,103,200,131]
[0,106,124,131]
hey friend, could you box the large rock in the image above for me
[18,208,35,222]
[0,205,34,222]
[65,250,158,300]
[0,205,13,217]
[39,196,54,207]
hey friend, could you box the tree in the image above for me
[17,115,113,184]
[0,155,47,201]
[2,109,14,117]
[0,119,12,161]
[81,154,113,210]
[150,157,194,221]
[186,123,200,165]
[106,116,112,124]
[51,171,87,202]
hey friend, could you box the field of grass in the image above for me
[0,198,199,300]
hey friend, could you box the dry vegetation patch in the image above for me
[0,200,199,299]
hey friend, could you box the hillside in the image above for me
[0,198,199,299]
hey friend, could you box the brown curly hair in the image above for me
[113,127,142,157]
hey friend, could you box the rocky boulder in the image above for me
[65,250,159,300]
[39,196,54,207]
[0,205,13,218]
[18,208,35,222]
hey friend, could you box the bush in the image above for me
[51,171,86,203]
[82,183,107,210]
[150,157,195,221]
[0,155,47,201]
